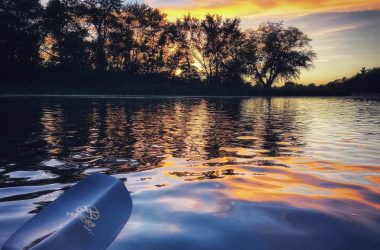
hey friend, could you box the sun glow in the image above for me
[147,0,380,20]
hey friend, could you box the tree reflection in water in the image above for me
[0,97,379,249]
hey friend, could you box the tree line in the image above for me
[0,0,316,91]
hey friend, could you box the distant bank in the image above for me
[0,67,379,97]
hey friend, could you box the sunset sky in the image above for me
[41,0,380,84]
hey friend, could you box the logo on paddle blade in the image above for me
[67,205,100,235]
[76,205,100,220]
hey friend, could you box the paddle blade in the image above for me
[2,173,133,250]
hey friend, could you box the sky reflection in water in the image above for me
[0,97,379,249]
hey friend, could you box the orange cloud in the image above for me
[147,0,380,20]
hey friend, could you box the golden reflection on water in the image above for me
[40,106,64,156]
[105,105,128,153]
[21,98,380,226]
[2,97,380,248]
[88,107,101,147]
[118,98,380,221]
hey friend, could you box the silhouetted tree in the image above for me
[43,0,91,70]
[359,67,367,76]
[180,14,243,84]
[107,3,170,75]
[342,67,380,93]
[168,19,199,80]
[201,15,243,84]
[0,0,43,80]
[1,2,330,96]
[107,7,134,72]
[241,22,316,89]
[82,0,122,71]
[122,3,168,74]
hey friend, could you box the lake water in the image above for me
[0,96,380,249]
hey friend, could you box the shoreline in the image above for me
[1,94,378,99]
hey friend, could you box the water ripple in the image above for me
[0,97,379,249]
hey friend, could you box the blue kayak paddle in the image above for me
[2,173,133,250]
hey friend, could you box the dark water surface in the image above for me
[0,96,380,249]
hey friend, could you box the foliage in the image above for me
[325,67,380,94]
[240,22,316,89]
[1,1,378,96]
[0,0,44,80]
[178,14,244,84]
[43,0,92,69]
